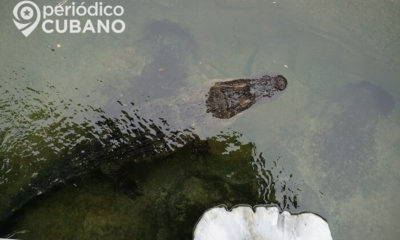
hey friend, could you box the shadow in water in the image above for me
[317,81,395,198]
[128,19,198,103]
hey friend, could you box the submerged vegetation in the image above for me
[1,131,299,239]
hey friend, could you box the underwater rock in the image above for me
[194,205,332,240]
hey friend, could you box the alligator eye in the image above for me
[274,75,287,91]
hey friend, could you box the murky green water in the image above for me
[1,0,399,239]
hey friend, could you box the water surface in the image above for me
[0,0,399,239]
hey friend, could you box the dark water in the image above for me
[0,0,399,239]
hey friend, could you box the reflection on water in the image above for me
[253,153,299,210]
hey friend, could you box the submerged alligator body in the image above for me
[0,73,287,225]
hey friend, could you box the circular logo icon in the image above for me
[13,1,41,37]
